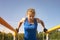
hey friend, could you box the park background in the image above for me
[0,0,60,40]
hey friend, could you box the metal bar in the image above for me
[0,17,16,32]
[46,33,49,40]
[46,25,60,33]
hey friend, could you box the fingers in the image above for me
[16,28,19,33]
[43,28,48,32]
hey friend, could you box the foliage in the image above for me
[0,30,60,40]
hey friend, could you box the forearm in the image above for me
[40,20,45,28]
[40,21,47,32]
[18,22,22,29]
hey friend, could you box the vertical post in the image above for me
[46,33,49,40]
[43,32,44,40]
[13,32,18,40]
[2,30,4,40]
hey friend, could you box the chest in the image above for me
[24,18,38,29]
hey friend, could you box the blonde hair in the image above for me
[27,8,35,14]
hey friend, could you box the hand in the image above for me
[16,28,19,33]
[43,28,47,32]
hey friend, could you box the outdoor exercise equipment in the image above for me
[0,17,18,40]
[0,17,60,40]
[45,25,60,40]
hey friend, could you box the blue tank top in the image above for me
[24,18,38,40]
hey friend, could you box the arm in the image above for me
[16,18,25,32]
[36,18,45,28]
[36,18,47,32]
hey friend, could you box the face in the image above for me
[27,11,35,20]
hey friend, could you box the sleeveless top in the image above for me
[24,18,38,40]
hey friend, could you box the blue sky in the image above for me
[0,0,60,33]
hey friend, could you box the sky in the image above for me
[0,0,60,33]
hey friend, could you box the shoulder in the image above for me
[19,18,26,23]
[21,18,26,21]
[35,18,39,20]
[35,18,42,23]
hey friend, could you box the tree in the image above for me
[18,33,24,40]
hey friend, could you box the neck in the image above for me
[28,18,34,23]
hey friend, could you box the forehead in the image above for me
[27,11,35,15]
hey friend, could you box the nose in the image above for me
[31,17,33,19]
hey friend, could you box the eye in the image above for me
[30,16,32,17]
